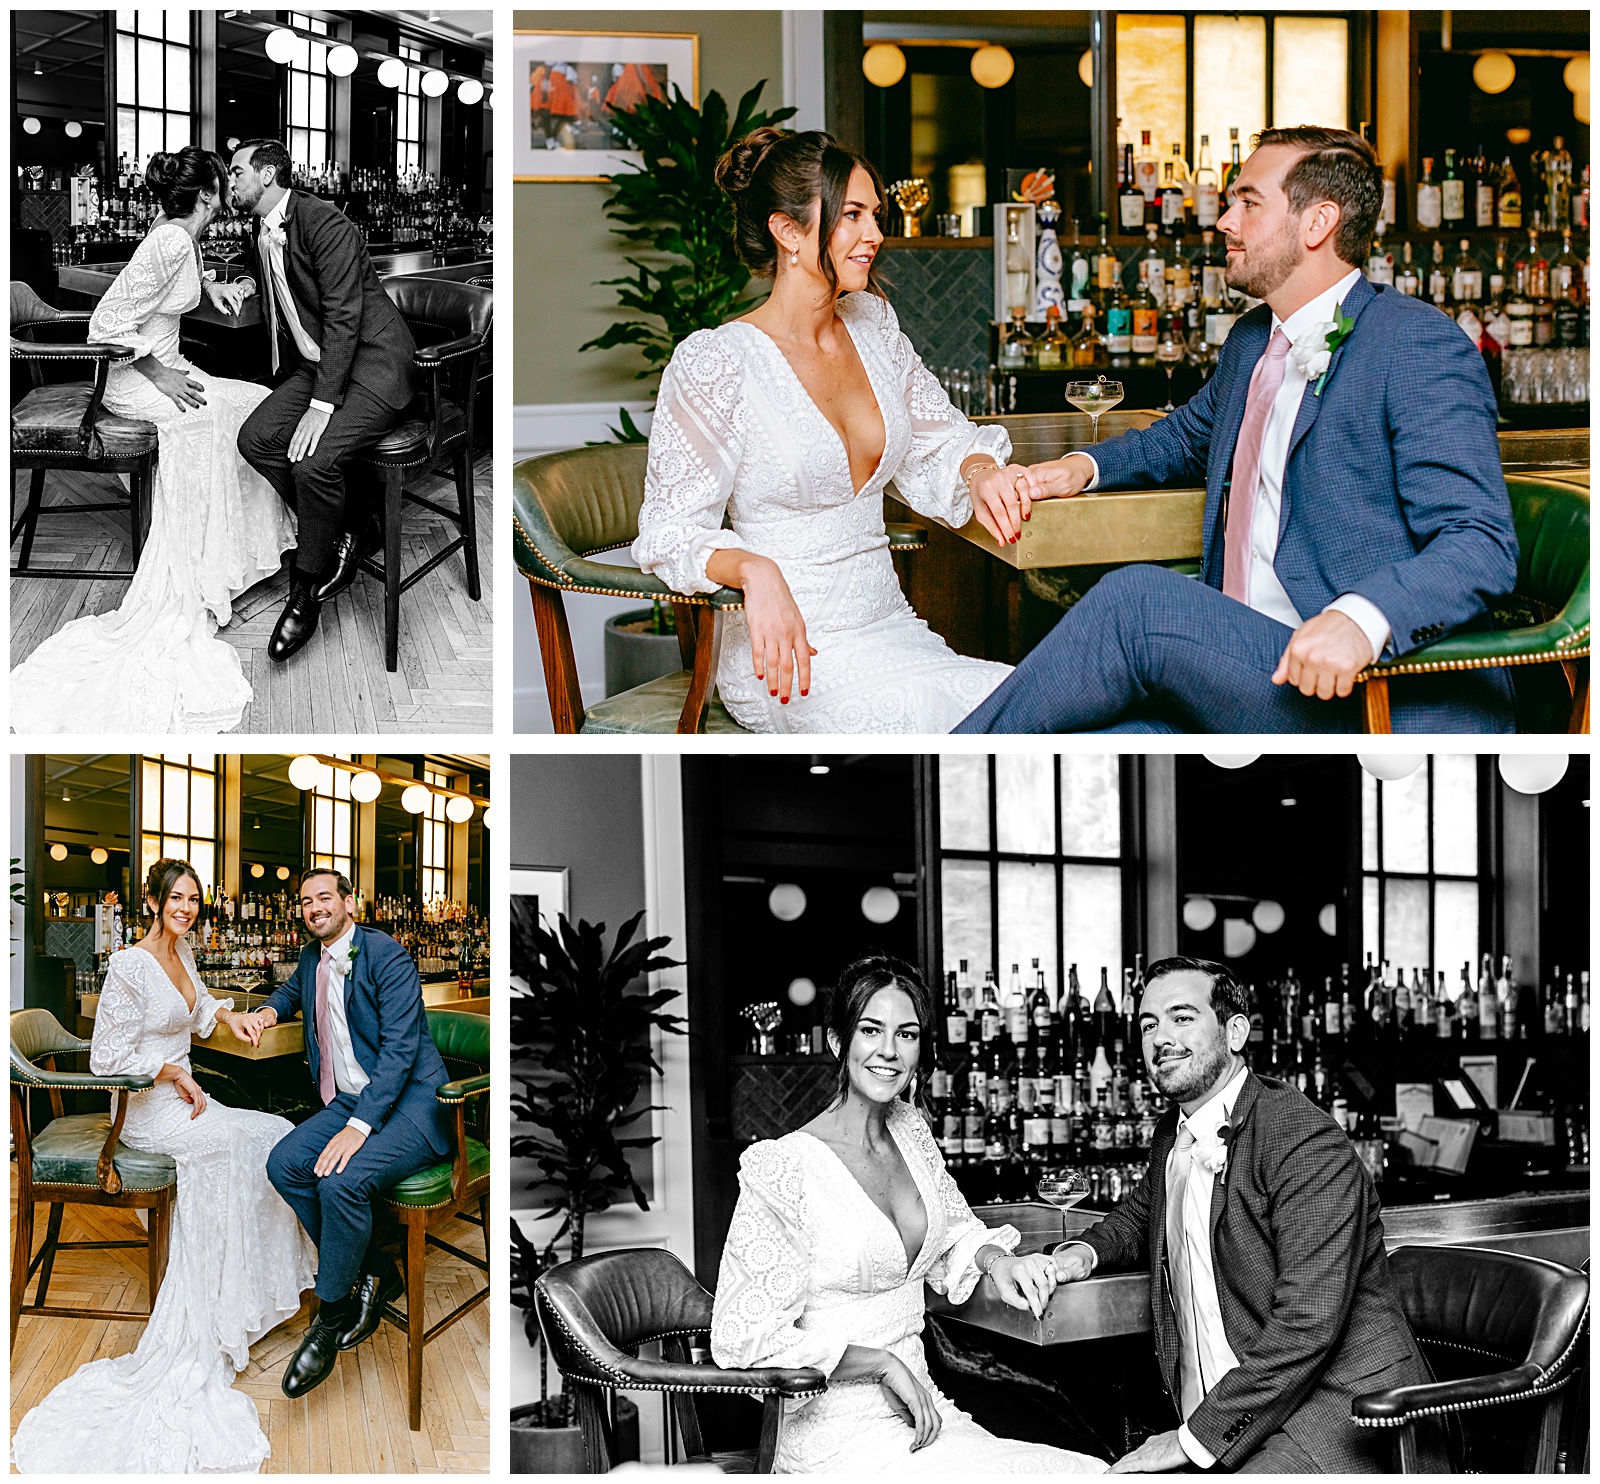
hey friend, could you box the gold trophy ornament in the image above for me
[888,177,932,237]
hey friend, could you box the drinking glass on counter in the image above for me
[1035,1168,1091,1210]
[1064,377,1123,443]
[1155,323,1187,410]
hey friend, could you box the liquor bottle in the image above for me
[1477,952,1498,1040]
[1221,126,1243,208]
[1029,959,1053,1035]
[1366,220,1395,285]
[1575,163,1590,233]
[1004,210,1031,316]
[1065,220,1092,320]
[1435,971,1455,1038]
[1339,963,1358,1039]
[962,1082,987,1162]
[1416,156,1442,230]
[1395,240,1420,297]
[1450,238,1483,305]
[1015,1032,1039,1115]
[1393,964,1412,1037]
[1091,1086,1115,1155]
[979,968,1003,1043]
[1049,1039,1073,1156]
[1470,142,1495,227]
[1505,262,1535,346]
[1427,238,1450,311]
[1545,135,1572,233]
[1135,129,1160,204]
[1498,955,1519,1041]
[1496,157,1523,229]
[1193,134,1220,227]
[1022,1081,1052,1181]
[1166,237,1192,310]
[1071,1055,1094,1165]
[928,1046,950,1126]
[1104,277,1133,358]
[1130,952,1146,1024]
[983,1086,1009,1169]
[1563,971,1579,1035]
[1159,160,1186,232]
[1580,972,1590,1035]
[945,969,969,1046]
[1138,224,1165,300]
[1132,272,1160,359]
[1457,961,1479,1039]
[957,958,976,1018]
[1036,304,1068,368]
[998,309,1034,369]
[1553,277,1582,348]
[1552,228,1584,304]
[1005,962,1028,1044]
[940,1079,964,1163]
[1529,244,1555,347]
[1309,1042,1332,1110]
[1119,142,1146,231]
[1322,974,1341,1042]
[1071,303,1110,368]
[1439,148,1465,225]
[1093,967,1118,1050]
[1544,968,1565,1037]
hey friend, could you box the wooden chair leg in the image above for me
[1564,659,1589,734]
[672,600,697,670]
[10,1194,35,1351]
[406,1216,427,1431]
[130,462,148,566]
[677,607,721,734]
[384,467,404,672]
[454,448,481,600]
[755,1392,785,1473]
[33,1203,65,1309]
[149,1190,173,1303]
[15,468,47,570]
[528,580,584,732]
[1361,674,1392,733]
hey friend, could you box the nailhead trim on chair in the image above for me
[1358,635,1591,682]
[10,1077,155,1092]
[513,512,747,609]
[1351,1298,1590,1428]
[537,1292,795,1396]
[30,1178,173,1192]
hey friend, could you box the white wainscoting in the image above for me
[512,402,656,732]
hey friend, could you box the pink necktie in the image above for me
[1222,327,1291,603]
[314,947,336,1105]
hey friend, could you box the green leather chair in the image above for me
[514,441,927,733]
[1357,474,1590,734]
[9,1007,176,1350]
[377,1007,490,1430]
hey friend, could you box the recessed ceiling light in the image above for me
[1281,797,1297,806]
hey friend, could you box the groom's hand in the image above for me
[288,406,332,463]
[1110,1429,1189,1472]
[228,1009,272,1046]
[314,1124,368,1177]
[1025,452,1096,500]
[1272,609,1374,700]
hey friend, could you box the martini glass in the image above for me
[1063,377,1124,444]
[1155,324,1187,410]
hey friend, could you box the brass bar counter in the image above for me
[929,1192,1590,1346]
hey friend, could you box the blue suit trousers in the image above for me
[267,1092,438,1301]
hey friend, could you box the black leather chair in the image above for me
[356,275,490,670]
[1352,1243,1590,1471]
[535,1248,827,1472]
[10,280,157,580]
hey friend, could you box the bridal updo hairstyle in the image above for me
[715,127,888,300]
[824,953,934,1114]
[144,857,204,925]
[143,146,227,221]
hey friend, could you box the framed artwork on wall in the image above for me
[510,865,569,988]
[513,28,699,182]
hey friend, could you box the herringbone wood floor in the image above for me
[10,454,492,733]
[9,1171,489,1472]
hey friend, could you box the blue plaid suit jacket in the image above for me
[1089,273,1519,660]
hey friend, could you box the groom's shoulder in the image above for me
[357,925,404,956]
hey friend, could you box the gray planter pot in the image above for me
[510,1406,585,1473]
[604,607,683,697]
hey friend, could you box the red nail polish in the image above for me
[801,689,809,697]
[781,696,789,704]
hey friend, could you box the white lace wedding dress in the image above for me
[9,220,296,734]
[633,293,1014,733]
[10,940,316,1474]
[711,1098,1107,1474]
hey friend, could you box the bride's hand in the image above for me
[172,1069,208,1121]
[738,555,816,705]
[988,1252,1059,1318]
[967,462,1039,546]
[148,364,208,411]
[877,1354,942,1452]
[205,278,249,316]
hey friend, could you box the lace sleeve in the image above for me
[630,329,748,594]
[866,296,1012,528]
[87,224,195,359]
[710,1141,847,1380]
[178,940,232,1038]
[895,1102,1020,1303]
[89,955,165,1080]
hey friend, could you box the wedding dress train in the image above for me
[634,292,1014,733]
[10,940,316,1473]
[711,1097,1108,1473]
[9,221,296,734]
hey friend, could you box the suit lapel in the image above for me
[1209,1072,1259,1244]
[1147,1112,1183,1399]
[1284,272,1377,465]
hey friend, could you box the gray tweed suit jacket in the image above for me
[1073,1070,1436,1471]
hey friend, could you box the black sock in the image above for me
[315,1293,358,1329]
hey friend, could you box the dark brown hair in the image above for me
[144,857,203,923]
[1143,955,1250,1024]
[236,137,292,188]
[144,146,227,220]
[1250,125,1383,267]
[715,127,889,301]
[298,866,354,899]
[823,953,934,1114]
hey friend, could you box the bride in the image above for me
[633,127,1038,734]
[10,858,315,1474]
[711,956,1107,1473]
[9,145,296,734]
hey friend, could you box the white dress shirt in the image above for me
[320,922,373,1135]
[258,194,334,415]
[1077,266,1391,662]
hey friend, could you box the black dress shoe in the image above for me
[337,1261,405,1351]
[282,1302,353,1399]
[309,518,382,604]
[268,586,321,662]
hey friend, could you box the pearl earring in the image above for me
[791,252,799,266]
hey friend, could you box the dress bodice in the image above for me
[87,221,203,372]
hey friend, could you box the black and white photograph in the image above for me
[11,10,493,733]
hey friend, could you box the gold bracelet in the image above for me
[963,459,1001,491]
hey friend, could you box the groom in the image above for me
[228,138,420,663]
[233,867,449,1398]
[1050,958,1440,1472]
[956,125,1519,734]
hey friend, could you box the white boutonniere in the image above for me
[330,938,360,977]
[1195,1124,1232,1178]
[1290,302,1355,397]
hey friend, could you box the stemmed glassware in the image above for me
[1063,376,1124,444]
[1155,321,1188,411]
[1035,1168,1091,1210]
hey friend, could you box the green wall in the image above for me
[514,10,785,405]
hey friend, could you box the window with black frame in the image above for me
[114,8,193,167]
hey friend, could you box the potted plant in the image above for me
[603,598,681,696]
[509,902,687,1472]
